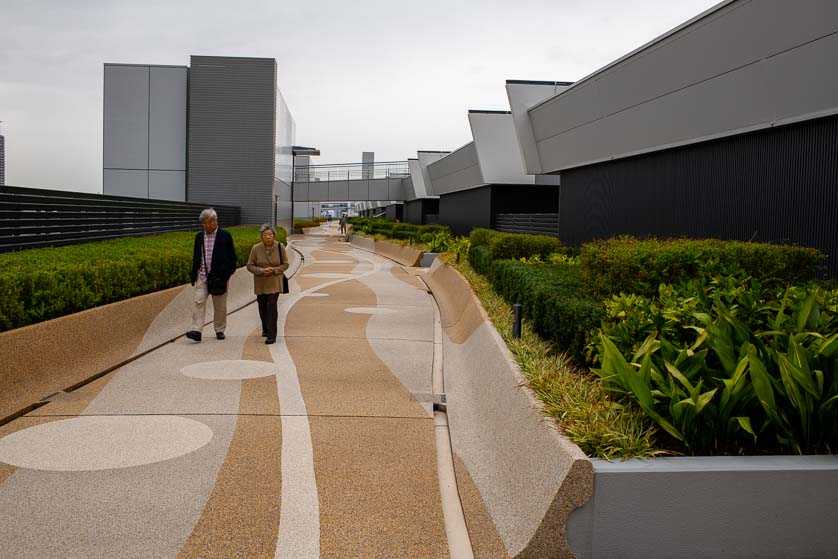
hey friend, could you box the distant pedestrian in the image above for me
[247,224,289,345]
[186,209,237,342]
[339,212,348,235]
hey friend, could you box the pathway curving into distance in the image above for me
[0,227,452,558]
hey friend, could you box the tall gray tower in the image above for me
[0,121,5,186]
[187,56,278,225]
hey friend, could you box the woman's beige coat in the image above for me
[246,242,289,295]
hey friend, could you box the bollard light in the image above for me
[512,304,522,338]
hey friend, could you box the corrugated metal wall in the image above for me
[560,115,838,276]
[0,135,4,186]
[187,56,276,225]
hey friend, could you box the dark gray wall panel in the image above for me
[439,186,491,236]
[531,0,838,173]
[187,56,276,224]
[404,200,422,225]
[491,184,559,214]
[385,204,403,221]
[559,115,838,277]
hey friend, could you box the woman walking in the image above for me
[247,224,289,344]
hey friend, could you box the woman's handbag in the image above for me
[281,274,290,294]
[207,273,228,296]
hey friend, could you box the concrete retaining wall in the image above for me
[423,259,593,558]
[567,455,838,559]
[348,235,375,252]
[373,239,423,267]
[0,247,302,424]
[347,235,424,268]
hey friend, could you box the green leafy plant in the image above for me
[593,281,838,454]
[426,231,453,253]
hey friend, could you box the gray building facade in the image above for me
[187,56,278,225]
[103,64,188,201]
[103,56,296,227]
[0,125,5,187]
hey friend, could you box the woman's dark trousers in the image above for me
[257,293,279,340]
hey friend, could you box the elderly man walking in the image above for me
[186,209,237,342]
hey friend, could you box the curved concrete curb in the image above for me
[0,247,303,426]
[348,235,375,252]
[374,240,423,267]
[347,235,424,267]
[423,259,593,559]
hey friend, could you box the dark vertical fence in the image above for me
[0,185,240,252]
[560,114,838,277]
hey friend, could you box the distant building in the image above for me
[0,121,5,186]
[103,56,297,227]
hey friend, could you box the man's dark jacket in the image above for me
[191,228,237,285]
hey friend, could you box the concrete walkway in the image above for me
[0,226,450,558]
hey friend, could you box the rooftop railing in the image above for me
[295,161,409,182]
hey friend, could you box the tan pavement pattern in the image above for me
[0,227,455,558]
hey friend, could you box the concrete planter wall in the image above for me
[419,252,440,267]
[567,455,838,559]
[423,259,593,558]
[347,235,424,267]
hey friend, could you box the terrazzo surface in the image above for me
[0,229,451,558]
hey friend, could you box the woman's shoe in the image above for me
[261,331,268,337]
[265,338,276,345]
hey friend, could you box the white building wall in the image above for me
[468,111,533,184]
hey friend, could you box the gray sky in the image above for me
[1,0,719,193]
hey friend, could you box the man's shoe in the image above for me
[216,332,225,340]
[186,330,202,342]
[265,338,276,345]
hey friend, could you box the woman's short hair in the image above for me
[260,223,274,236]
[199,208,217,223]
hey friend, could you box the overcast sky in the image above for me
[1,0,719,193]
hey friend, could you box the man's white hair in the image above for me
[199,208,217,222]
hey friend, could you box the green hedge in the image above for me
[469,228,562,260]
[294,220,322,229]
[350,217,450,241]
[490,260,602,363]
[0,226,277,332]
[580,236,826,298]
[469,228,499,248]
[468,245,493,276]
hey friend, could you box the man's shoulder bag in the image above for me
[207,273,228,296]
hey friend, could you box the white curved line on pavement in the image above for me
[271,240,382,559]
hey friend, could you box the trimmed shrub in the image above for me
[468,245,493,276]
[490,260,602,362]
[294,220,322,229]
[469,228,500,248]
[0,226,268,332]
[580,236,826,299]
[487,232,562,260]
